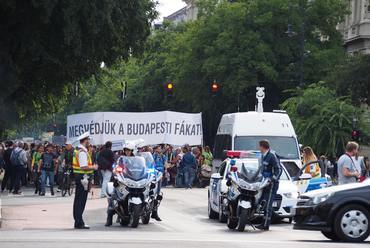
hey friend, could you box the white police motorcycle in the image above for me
[107,156,160,228]
[225,159,271,232]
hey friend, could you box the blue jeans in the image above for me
[100,170,112,198]
[184,167,196,188]
[176,167,185,188]
[41,170,54,194]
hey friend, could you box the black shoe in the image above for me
[105,215,113,227]
[51,191,55,196]
[151,211,162,221]
[255,224,269,231]
[40,192,45,196]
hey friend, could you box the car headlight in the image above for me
[283,192,299,199]
[308,193,333,205]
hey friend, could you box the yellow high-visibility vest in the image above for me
[72,149,94,174]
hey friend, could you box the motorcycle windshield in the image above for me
[138,152,155,167]
[118,156,148,181]
[236,159,262,183]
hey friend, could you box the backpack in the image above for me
[10,149,23,167]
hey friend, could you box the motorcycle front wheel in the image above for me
[237,208,249,232]
[227,217,238,230]
[130,204,142,228]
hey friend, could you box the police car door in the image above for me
[211,161,227,207]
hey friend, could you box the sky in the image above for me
[156,0,186,20]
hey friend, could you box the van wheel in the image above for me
[334,204,370,242]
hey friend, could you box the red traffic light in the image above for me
[352,130,360,141]
[211,82,220,93]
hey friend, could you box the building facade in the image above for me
[339,0,370,54]
[164,0,198,23]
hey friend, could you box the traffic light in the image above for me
[211,81,220,96]
[166,82,174,97]
[352,129,360,141]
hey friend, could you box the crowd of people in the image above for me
[99,142,214,194]
[0,140,77,195]
[0,140,214,196]
[2,138,370,196]
[300,142,370,184]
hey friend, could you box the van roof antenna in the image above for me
[256,87,265,113]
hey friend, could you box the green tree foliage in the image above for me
[0,0,157,137]
[8,0,352,147]
[166,0,347,143]
[282,83,361,157]
[327,55,370,105]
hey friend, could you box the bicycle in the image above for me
[61,166,74,197]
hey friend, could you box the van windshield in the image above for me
[234,136,299,160]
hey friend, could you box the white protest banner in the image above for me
[67,111,203,146]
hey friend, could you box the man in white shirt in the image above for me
[338,142,360,185]
[11,142,28,195]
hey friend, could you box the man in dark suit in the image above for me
[256,140,282,231]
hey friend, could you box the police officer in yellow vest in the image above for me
[72,132,98,229]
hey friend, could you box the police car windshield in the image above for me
[234,136,299,160]
[234,159,261,182]
[234,159,260,172]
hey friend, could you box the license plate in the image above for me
[272,201,278,207]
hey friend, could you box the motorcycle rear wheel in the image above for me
[120,217,130,226]
[142,212,151,224]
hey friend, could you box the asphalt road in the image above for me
[0,187,369,248]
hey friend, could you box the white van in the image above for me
[213,111,302,177]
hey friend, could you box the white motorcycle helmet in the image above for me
[123,141,136,153]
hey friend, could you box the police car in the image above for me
[283,160,333,194]
[208,151,298,222]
